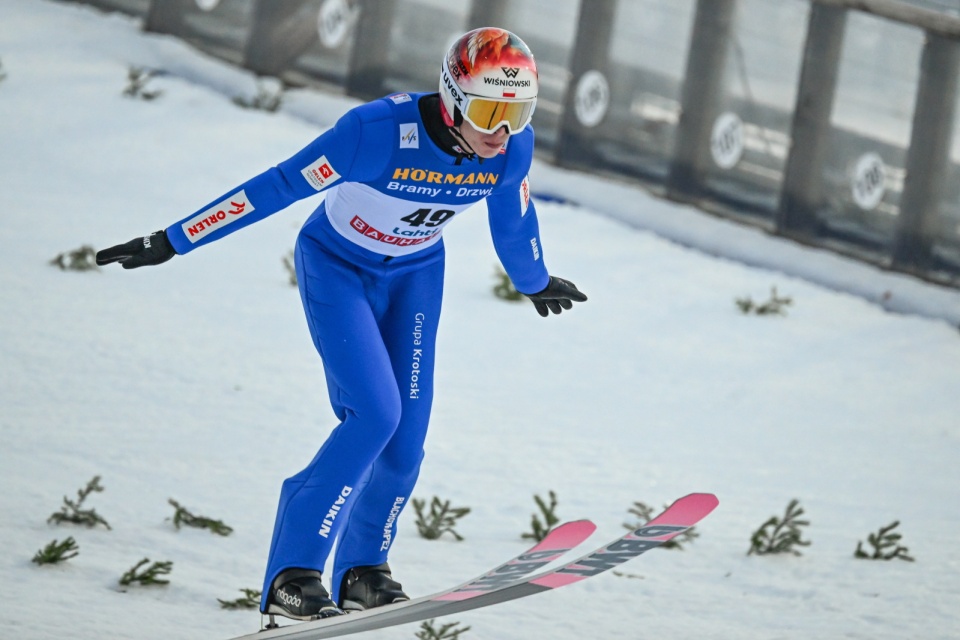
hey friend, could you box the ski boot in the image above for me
[338,563,410,611]
[264,568,344,625]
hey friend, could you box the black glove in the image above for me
[525,276,587,317]
[96,230,176,269]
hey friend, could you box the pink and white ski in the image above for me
[230,493,719,640]
[234,518,597,640]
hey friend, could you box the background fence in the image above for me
[67,0,960,288]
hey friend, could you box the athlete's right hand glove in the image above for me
[96,230,176,269]
[525,276,587,317]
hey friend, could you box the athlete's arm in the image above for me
[487,189,587,315]
[485,175,548,294]
[484,129,549,294]
[485,129,586,315]
[97,102,391,268]
[163,109,368,255]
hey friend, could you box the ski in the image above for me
[427,492,719,616]
[230,518,597,640]
[230,493,718,639]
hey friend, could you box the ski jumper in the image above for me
[163,92,549,604]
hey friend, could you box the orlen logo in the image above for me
[519,175,531,216]
[181,190,254,243]
[301,154,342,191]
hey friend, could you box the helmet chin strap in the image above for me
[449,125,477,155]
[436,95,481,164]
[443,102,479,160]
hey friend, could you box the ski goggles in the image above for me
[460,95,537,135]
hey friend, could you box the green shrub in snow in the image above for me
[232,79,283,112]
[123,66,163,100]
[413,496,470,541]
[748,498,811,556]
[736,286,792,315]
[492,265,523,302]
[522,490,560,542]
[168,498,233,536]
[32,537,79,565]
[218,588,262,609]
[50,245,99,271]
[119,558,173,587]
[855,520,914,562]
[48,476,111,530]
[415,619,470,640]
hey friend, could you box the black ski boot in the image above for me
[265,568,344,621]
[338,563,410,611]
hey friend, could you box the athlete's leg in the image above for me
[331,252,445,598]
[260,234,403,606]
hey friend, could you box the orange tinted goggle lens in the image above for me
[463,97,535,134]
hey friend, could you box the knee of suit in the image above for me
[376,441,427,481]
[352,386,404,441]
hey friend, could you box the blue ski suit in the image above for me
[163,92,550,603]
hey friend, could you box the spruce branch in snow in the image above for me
[492,265,523,302]
[48,476,111,530]
[522,491,560,542]
[168,498,234,536]
[855,520,915,561]
[232,78,284,112]
[123,66,163,100]
[49,245,99,271]
[623,501,699,550]
[736,286,793,316]
[748,498,811,556]
[412,496,470,541]
[415,619,471,640]
[119,558,173,587]
[218,588,262,610]
[32,537,79,565]
[283,250,298,286]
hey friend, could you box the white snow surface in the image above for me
[1,2,959,639]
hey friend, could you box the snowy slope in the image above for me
[1,2,959,639]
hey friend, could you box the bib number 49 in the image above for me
[400,208,455,228]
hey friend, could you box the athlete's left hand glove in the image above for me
[96,230,176,269]
[525,276,587,317]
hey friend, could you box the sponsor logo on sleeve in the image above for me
[301,155,342,191]
[399,123,419,149]
[181,190,254,243]
[520,175,531,216]
[389,93,412,104]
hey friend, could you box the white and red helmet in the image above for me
[439,28,539,135]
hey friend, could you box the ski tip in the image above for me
[683,492,719,505]
[660,493,719,525]
[541,519,597,547]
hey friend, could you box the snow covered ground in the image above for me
[1,2,959,639]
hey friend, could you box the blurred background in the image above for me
[62,0,960,289]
